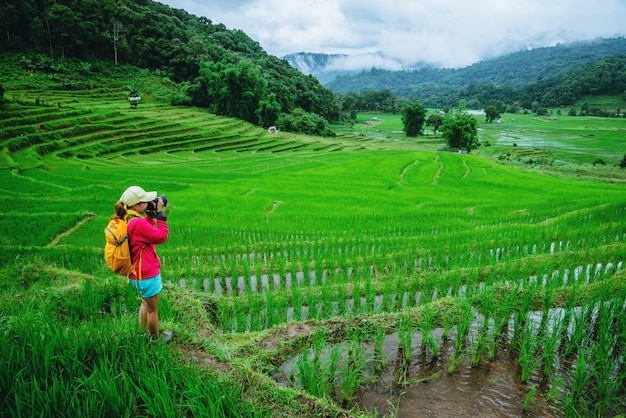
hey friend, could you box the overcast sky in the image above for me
[158,0,626,70]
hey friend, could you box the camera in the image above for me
[146,193,167,215]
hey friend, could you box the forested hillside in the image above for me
[1,0,340,132]
[512,54,626,108]
[327,38,626,108]
[2,0,625,126]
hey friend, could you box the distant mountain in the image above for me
[325,38,626,100]
[282,53,351,84]
[283,51,413,85]
[287,38,626,101]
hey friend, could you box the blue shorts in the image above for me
[129,274,163,299]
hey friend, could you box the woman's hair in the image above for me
[110,201,127,220]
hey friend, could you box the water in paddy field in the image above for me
[356,332,555,417]
[273,327,558,418]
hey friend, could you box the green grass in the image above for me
[478,111,626,166]
[2,73,626,417]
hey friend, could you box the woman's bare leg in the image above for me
[139,294,159,336]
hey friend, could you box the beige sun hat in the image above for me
[120,186,157,208]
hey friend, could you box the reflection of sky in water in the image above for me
[496,132,570,148]
[494,131,622,159]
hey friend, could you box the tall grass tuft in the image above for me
[0,294,264,417]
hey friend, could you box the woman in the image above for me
[116,185,171,343]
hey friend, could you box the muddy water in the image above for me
[273,329,558,418]
[357,333,556,417]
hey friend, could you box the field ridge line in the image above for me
[400,160,420,183]
[432,155,445,184]
[461,159,472,179]
[47,212,96,247]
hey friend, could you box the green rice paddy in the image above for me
[1,87,625,417]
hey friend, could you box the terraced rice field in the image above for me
[1,89,625,417]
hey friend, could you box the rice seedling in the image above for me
[372,328,388,373]
[486,306,510,361]
[338,335,374,407]
[397,313,414,364]
[585,299,625,416]
[523,383,538,412]
[419,309,439,359]
[541,308,564,377]
[470,318,489,368]
[385,393,405,418]
[518,323,542,383]
[447,348,466,376]
[455,306,474,352]
[563,305,593,358]
[292,337,339,401]
[563,347,592,416]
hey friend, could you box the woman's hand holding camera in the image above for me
[147,194,168,220]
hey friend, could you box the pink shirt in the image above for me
[128,214,169,280]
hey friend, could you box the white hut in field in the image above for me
[129,96,141,108]
[267,126,278,134]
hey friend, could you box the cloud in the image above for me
[157,0,626,69]
[327,53,405,72]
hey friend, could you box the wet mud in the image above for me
[273,329,558,418]
[357,333,556,417]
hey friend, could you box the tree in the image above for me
[110,20,126,65]
[483,99,503,123]
[47,3,80,58]
[339,92,358,122]
[441,112,479,152]
[256,93,281,127]
[426,114,444,135]
[200,59,267,124]
[620,154,626,169]
[277,108,332,137]
[531,101,540,113]
[484,105,501,123]
[458,99,467,113]
[401,100,426,137]
[0,3,16,42]
[0,84,6,106]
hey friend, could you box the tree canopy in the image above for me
[484,100,502,123]
[401,100,427,137]
[199,59,267,124]
[426,114,444,135]
[441,112,479,152]
[2,0,342,130]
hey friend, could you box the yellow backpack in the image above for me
[104,217,136,276]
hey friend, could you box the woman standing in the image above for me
[116,185,171,343]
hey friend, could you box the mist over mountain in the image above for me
[283,52,416,84]
[285,38,626,96]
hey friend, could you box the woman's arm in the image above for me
[132,217,169,244]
